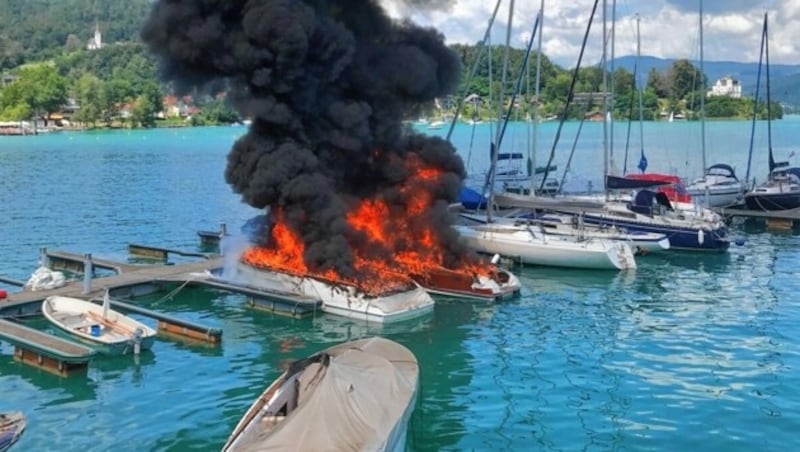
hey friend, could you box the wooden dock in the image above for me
[0,244,323,374]
[715,206,800,231]
[0,319,95,376]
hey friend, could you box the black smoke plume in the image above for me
[141,0,472,277]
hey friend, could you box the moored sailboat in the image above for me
[742,12,800,211]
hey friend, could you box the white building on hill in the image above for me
[87,23,102,50]
[708,76,741,98]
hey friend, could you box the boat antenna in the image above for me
[538,0,600,193]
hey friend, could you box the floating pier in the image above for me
[0,319,95,376]
[715,206,800,231]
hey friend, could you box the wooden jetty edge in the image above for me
[0,318,95,376]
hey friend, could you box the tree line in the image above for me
[0,0,782,128]
[449,44,782,122]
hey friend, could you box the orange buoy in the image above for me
[0,288,7,299]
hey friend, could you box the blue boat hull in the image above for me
[579,215,730,252]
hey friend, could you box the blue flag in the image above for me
[638,151,648,173]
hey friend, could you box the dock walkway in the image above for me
[0,245,322,375]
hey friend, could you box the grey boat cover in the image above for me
[242,337,419,452]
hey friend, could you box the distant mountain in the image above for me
[611,55,800,105]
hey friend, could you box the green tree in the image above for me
[4,65,67,124]
[668,59,706,102]
[72,73,108,126]
[130,82,163,128]
[646,68,670,98]
[64,34,83,53]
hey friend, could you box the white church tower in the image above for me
[87,22,102,50]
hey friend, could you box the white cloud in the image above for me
[381,0,800,67]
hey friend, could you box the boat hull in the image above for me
[0,411,25,452]
[42,296,157,355]
[233,263,434,323]
[455,224,636,270]
[686,186,745,208]
[744,192,800,211]
[223,337,418,452]
[579,214,729,252]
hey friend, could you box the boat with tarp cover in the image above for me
[222,337,418,452]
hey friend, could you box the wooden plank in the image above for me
[0,318,94,376]
[767,217,794,232]
[103,299,222,344]
[128,244,168,260]
[0,319,94,360]
[14,347,88,377]
[128,243,210,260]
[157,320,221,344]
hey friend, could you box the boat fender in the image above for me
[0,289,6,299]
[735,236,746,246]
[698,229,705,245]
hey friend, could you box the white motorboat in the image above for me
[232,262,434,323]
[222,337,419,452]
[41,295,156,355]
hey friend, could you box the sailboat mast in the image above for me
[529,0,544,195]
[765,12,773,167]
[602,0,609,198]
[699,0,707,173]
[746,12,768,183]
[487,0,515,222]
[636,14,644,159]
[609,0,617,176]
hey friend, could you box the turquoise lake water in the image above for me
[1,121,799,451]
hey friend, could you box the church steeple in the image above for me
[87,21,102,50]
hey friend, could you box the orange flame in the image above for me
[242,152,492,294]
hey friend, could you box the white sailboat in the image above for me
[685,0,748,207]
[456,1,636,271]
[460,211,669,254]
[455,222,636,270]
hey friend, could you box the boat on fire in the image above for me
[231,262,434,323]
[409,265,521,301]
[222,337,418,452]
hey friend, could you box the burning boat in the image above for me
[410,266,521,301]
[233,260,434,324]
[142,0,511,312]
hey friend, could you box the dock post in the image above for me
[219,223,228,256]
[82,253,93,294]
[39,247,49,268]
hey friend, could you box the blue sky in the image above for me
[382,0,798,67]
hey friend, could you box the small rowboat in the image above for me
[42,295,157,355]
[0,411,25,452]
